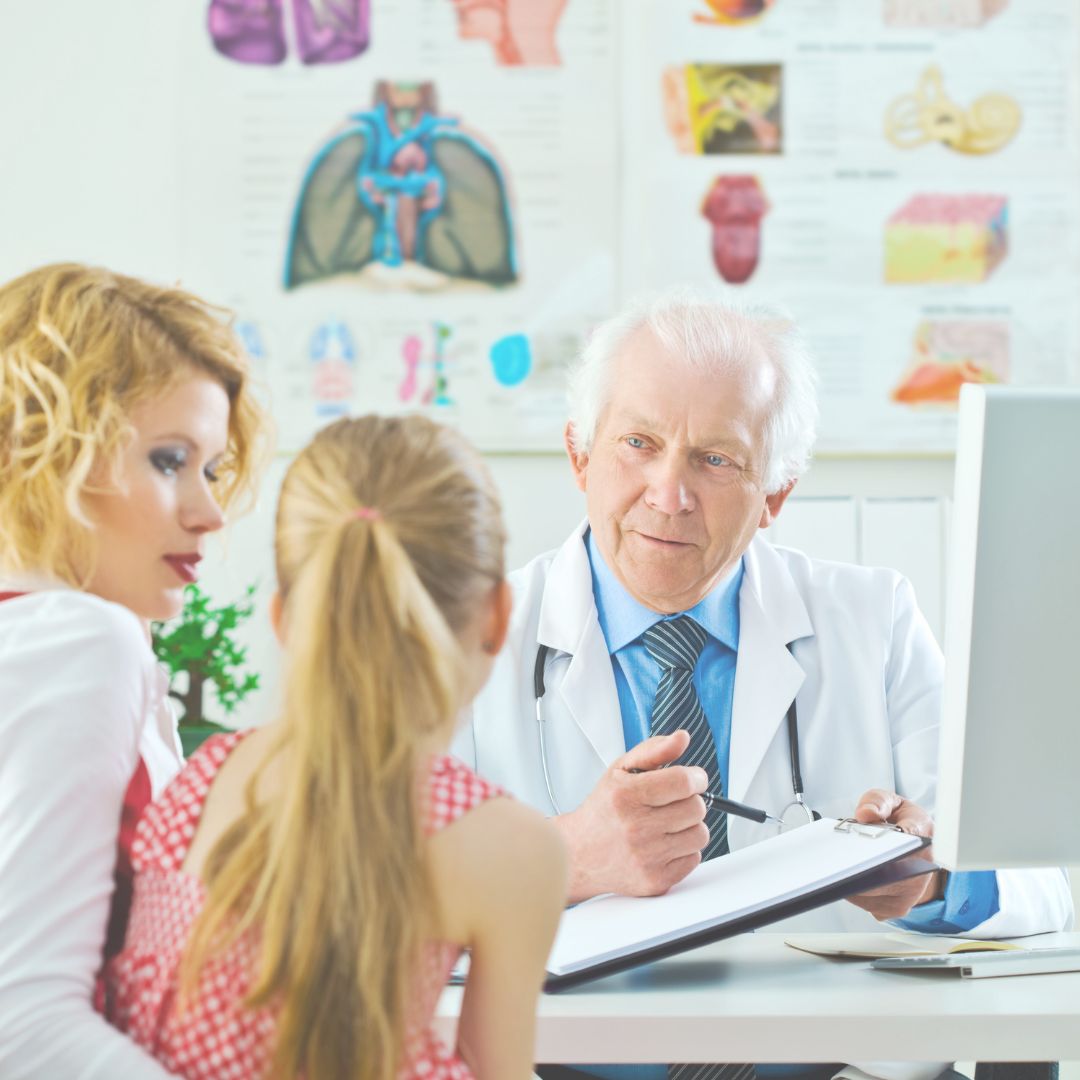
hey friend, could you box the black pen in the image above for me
[702,790,783,826]
[626,766,782,825]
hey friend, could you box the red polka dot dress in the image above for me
[105,731,503,1078]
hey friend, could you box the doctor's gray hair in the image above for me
[567,289,819,494]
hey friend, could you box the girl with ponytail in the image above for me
[104,414,566,1079]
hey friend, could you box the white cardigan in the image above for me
[0,585,182,1079]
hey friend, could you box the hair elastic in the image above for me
[349,505,381,522]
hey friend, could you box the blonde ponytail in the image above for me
[182,415,505,1080]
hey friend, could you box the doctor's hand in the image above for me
[844,788,946,920]
[553,731,710,904]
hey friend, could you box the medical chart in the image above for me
[177,0,1080,453]
[623,0,1080,452]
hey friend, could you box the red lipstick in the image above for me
[163,553,202,585]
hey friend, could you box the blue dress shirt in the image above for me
[578,533,999,1080]
[894,870,999,934]
[582,532,739,1080]
[587,530,742,791]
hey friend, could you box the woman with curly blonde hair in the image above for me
[0,263,267,1078]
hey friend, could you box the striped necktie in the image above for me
[644,617,755,1080]
[643,615,728,861]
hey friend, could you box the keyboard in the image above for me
[872,947,1080,978]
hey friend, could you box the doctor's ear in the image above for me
[564,421,589,492]
[759,480,796,530]
[481,579,513,656]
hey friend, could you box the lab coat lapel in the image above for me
[728,537,813,802]
[536,522,625,768]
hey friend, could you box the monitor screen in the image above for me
[934,386,1080,870]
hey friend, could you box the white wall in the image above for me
[0,3,185,285]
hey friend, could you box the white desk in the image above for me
[435,932,1080,1064]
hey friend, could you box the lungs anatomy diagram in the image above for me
[284,81,519,293]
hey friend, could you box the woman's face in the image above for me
[83,370,230,622]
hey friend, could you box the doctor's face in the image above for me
[567,330,791,614]
[82,370,230,623]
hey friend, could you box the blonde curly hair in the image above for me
[0,263,269,586]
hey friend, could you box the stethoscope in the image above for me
[533,641,821,832]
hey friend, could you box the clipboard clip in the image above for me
[834,817,905,839]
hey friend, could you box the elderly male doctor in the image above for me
[454,291,1071,1080]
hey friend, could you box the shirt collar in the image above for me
[0,570,72,593]
[586,529,743,655]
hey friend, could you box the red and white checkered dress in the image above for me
[105,731,503,1078]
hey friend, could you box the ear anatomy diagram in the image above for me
[285,81,518,292]
[447,0,568,66]
[399,322,454,406]
[207,0,370,65]
[663,64,782,155]
[701,175,769,284]
[891,320,1009,405]
[883,0,1008,28]
[885,194,1008,284]
[884,66,1021,155]
[309,320,357,417]
[694,0,776,26]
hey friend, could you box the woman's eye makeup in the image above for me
[150,446,224,483]
[150,448,187,476]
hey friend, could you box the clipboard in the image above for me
[544,817,935,992]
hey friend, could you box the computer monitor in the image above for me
[934,385,1080,870]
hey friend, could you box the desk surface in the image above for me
[435,932,1080,1064]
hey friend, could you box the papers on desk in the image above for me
[784,932,1020,960]
[546,817,931,990]
[785,933,1080,979]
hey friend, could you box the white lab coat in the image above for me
[455,521,1073,940]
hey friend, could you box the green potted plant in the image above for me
[152,583,262,756]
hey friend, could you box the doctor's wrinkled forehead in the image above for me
[566,287,819,495]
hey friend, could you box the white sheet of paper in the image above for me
[548,818,924,977]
